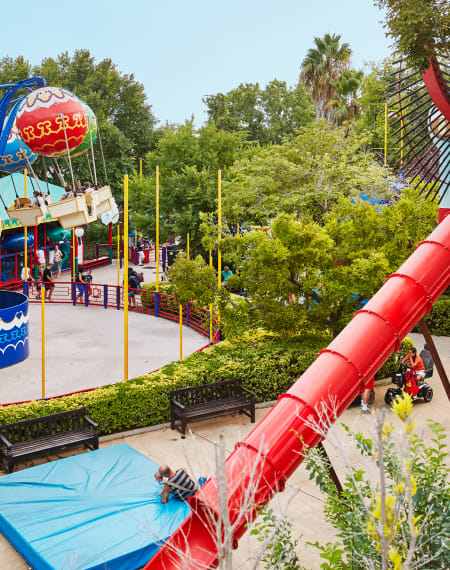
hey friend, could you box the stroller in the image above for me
[385,363,433,405]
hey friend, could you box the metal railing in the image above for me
[24,280,220,343]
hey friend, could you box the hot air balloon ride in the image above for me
[13,86,102,228]
[0,118,38,173]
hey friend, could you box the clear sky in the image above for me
[2,0,391,126]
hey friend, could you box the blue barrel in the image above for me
[0,291,29,368]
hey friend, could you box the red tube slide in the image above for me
[145,216,450,570]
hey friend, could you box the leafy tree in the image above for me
[0,50,157,196]
[327,69,364,125]
[300,33,352,122]
[374,0,450,72]
[170,189,437,338]
[223,120,388,224]
[203,80,314,145]
[129,121,245,254]
[356,60,397,164]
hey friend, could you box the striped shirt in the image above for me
[167,469,197,501]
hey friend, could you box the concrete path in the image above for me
[0,333,448,568]
[0,303,208,404]
[1,273,449,569]
[0,258,209,403]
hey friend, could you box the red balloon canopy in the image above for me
[16,86,88,157]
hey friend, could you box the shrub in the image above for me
[0,330,413,437]
[422,296,450,336]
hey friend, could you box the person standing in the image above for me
[43,263,55,301]
[36,247,46,278]
[54,245,63,279]
[221,266,233,286]
[76,269,86,303]
[361,375,374,413]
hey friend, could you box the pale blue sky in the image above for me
[2,0,391,126]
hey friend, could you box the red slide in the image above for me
[145,216,450,570]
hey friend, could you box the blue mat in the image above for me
[0,443,191,569]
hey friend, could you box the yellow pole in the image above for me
[187,232,190,259]
[209,248,213,342]
[236,221,239,236]
[124,173,129,381]
[384,100,388,167]
[156,165,160,291]
[24,169,28,282]
[117,225,120,285]
[41,283,45,399]
[139,158,143,183]
[72,227,76,281]
[218,170,222,290]
[179,304,183,359]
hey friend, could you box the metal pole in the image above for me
[209,248,213,343]
[179,304,183,360]
[384,100,388,167]
[124,173,129,380]
[156,165,160,291]
[41,282,45,399]
[24,169,28,283]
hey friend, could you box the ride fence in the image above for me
[24,280,220,343]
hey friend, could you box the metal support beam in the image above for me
[419,318,450,403]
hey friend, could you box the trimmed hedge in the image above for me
[0,329,413,437]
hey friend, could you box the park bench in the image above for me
[0,407,98,473]
[170,378,255,436]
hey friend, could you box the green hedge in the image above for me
[0,330,413,436]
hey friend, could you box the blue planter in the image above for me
[0,291,29,368]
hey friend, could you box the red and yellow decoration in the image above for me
[16,87,87,157]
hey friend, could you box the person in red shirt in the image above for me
[401,347,425,380]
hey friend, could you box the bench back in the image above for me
[170,379,244,407]
[0,407,87,443]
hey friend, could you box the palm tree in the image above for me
[327,69,364,124]
[300,33,352,122]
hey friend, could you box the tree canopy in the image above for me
[222,120,389,224]
[129,121,245,254]
[0,51,157,196]
[203,80,314,145]
[374,0,450,71]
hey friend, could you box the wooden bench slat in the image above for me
[0,407,99,473]
[170,379,255,436]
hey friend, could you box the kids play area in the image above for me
[0,28,449,570]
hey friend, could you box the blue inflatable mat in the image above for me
[0,443,191,569]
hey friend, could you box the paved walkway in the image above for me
[0,259,208,404]
[1,278,449,569]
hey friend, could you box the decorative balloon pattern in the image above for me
[70,102,98,157]
[0,119,38,172]
[16,87,87,157]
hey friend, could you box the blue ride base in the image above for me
[0,290,29,368]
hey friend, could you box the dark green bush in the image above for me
[0,330,413,437]
[421,297,450,336]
